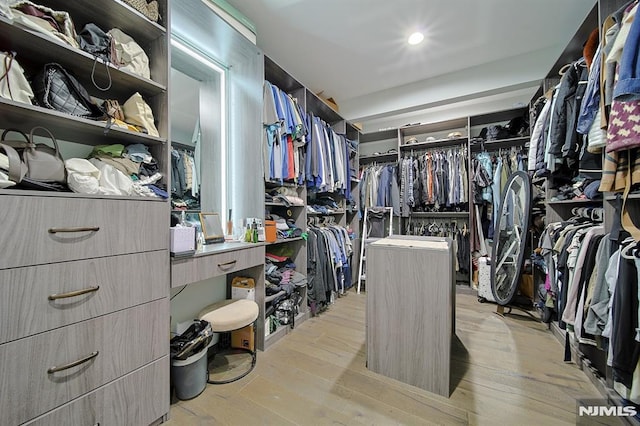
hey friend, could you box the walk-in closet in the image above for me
[1,0,638,425]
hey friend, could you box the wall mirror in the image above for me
[199,212,224,244]
[171,0,264,230]
[490,171,531,305]
[170,36,227,218]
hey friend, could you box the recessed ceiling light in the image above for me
[408,32,424,45]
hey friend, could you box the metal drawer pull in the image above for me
[48,286,100,301]
[218,260,237,270]
[48,226,100,234]
[47,351,99,374]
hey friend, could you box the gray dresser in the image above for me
[366,235,455,397]
[0,195,170,425]
[0,0,171,422]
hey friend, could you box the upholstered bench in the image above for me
[199,299,259,384]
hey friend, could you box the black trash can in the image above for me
[170,320,213,400]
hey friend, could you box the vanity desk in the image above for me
[170,242,267,349]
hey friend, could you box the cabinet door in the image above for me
[0,196,167,269]
[0,251,168,344]
[0,299,168,425]
[25,357,169,426]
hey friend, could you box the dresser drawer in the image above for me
[0,299,168,425]
[0,195,167,269]
[171,245,264,287]
[0,251,168,344]
[25,357,169,426]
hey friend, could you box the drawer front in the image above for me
[0,299,168,425]
[171,245,264,287]
[0,251,168,344]
[0,195,167,269]
[25,357,169,426]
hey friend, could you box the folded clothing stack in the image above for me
[266,187,304,206]
[308,195,341,214]
[65,143,166,198]
[264,251,306,328]
[549,178,602,201]
[265,213,303,239]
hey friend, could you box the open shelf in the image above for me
[546,198,602,205]
[360,128,398,143]
[400,137,468,150]
[470,136,529,151]
[265,180,303,188]
[605,193,640,201]
[0,18,166,99]
[293,310,310,328]
[399,117,468,137]
[0,98,166,146]
[307,210,345,216]
[264,290,287,304]
[409,211,469,218]
[0,188,167,201]
[306,88,342,124]
[265,201,305,207]
[45,0,166,41]
[266,237,304,245]
[264,325,288,348]
[359,152,398,162]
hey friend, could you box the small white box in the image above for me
[232,286,255,301]
[170,226,195,253]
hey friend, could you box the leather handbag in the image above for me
[78,23,111,63]
[0,51,34,104]
[122,92,159,137]
[31,63,106,120]
[1,127,66,183]
[122,0,160,22]
[0,141,27,185]
[105,99,125,121]
[108,28,150,79]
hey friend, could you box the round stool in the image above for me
[199,299,259,384]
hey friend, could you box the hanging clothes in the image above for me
[304,114,351,196]
[359,162,400,216]
[398,146,469,216]
[170,146,200,210]
[471,146,527,246]
[262,81,308,184]
[306,222,353,315]
[404,218,470,278]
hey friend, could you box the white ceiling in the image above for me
[224,0,597,132]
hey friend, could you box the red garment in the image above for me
[265,253,288,263]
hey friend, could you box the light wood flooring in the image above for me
[166,288,600,425]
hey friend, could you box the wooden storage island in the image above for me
[366,235,455,398]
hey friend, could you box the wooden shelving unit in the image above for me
[0,1,170,424]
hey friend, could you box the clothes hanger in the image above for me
[621,239,640,260]
[558,63,572,76]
